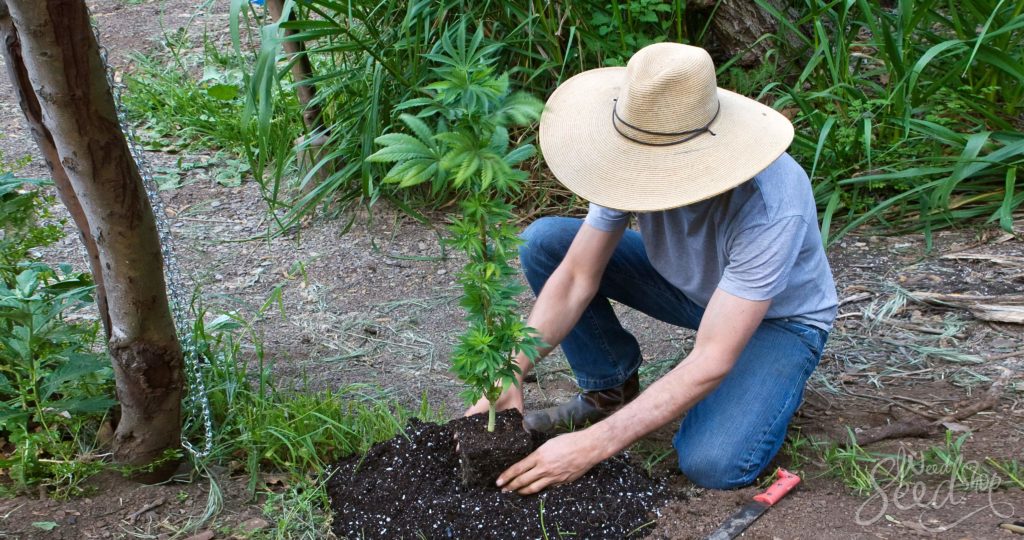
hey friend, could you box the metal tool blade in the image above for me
[705,501,770,540]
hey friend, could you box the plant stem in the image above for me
[477,203,494,330]
[487,401,496,432]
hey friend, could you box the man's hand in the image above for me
[496,430,607,495]
[464,383,524,417]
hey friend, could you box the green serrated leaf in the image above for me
[206,84,239,101]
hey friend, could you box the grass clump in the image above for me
[122,25,301,193]
[805,430,1021,496]
[177,300,441,536]
[186,306,441,480]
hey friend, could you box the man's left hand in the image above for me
[496,430,606,495]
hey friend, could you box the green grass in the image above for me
[121,25,302,201]
[124,52,249,155]
[173,299,442,535]
[255,474,335,540]
[787,429,1024,496]
[630,439,675,477]
[186,304,442,482]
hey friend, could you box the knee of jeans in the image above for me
[675,441,758,490]
[519,217,572,268]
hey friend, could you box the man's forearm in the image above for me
[512,265,597,381]
[585,289,770,460]
[586,348,730,459]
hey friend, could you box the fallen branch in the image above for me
[128,497,165,523]
[838,292,874,307]
[846,368,1014,447]
[907,291,1024,324]
[940,252,1024,266]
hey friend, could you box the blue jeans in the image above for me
[520,217,829,489]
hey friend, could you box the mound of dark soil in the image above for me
[327,415,671,539]
[452,409,534,487]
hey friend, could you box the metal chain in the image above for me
[89,14,214,459]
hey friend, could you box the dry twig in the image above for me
[128,497,166,523]
[846,368,1014,447]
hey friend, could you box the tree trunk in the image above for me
[692,0,794,67]
[0,0,183,481]
[264,0,336,195]
[265,0,322,133]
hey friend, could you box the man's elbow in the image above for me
[683,348,736,388]
[556,263,601,304]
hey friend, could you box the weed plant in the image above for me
[122,26,302,196]
[818,430,1023,496]
[124,51,249,156]
[369,23,544,431]
[242,0,716,231]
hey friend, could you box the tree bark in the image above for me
[0,2,110,337]
[692,0,793,67]
[263,0,336,196]
[265,0,322,133]
[1,0,183,480]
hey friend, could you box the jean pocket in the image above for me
[777,320,828,358]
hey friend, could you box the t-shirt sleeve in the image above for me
[718,216,807,302]
[584,203,631,233]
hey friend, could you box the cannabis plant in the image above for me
[369,24,544,432]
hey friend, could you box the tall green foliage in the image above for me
[369,24,544,432]
[243,0,1024,241]
[754,0,1024,244]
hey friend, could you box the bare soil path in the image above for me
[1,1,1022,538]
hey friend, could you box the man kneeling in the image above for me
[464,43,838,494]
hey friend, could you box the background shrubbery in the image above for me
[0,154,111,498]
[236,0,1023,244]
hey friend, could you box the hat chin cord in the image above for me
[611,99,720,147]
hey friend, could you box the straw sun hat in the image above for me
[539,42,794,212]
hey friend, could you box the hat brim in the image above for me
[539,67,794,212]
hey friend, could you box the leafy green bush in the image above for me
[0,169,113,499]
[0,268,111,498]
[0,172,62,282]
[369,24,544,431]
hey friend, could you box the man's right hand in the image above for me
[463,383,524,417]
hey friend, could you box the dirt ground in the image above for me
[1,1,1022,538]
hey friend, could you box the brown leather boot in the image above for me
[523,372,640,433]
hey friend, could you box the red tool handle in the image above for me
[752,468,800,506]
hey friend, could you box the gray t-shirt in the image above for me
[585,153,838,330]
